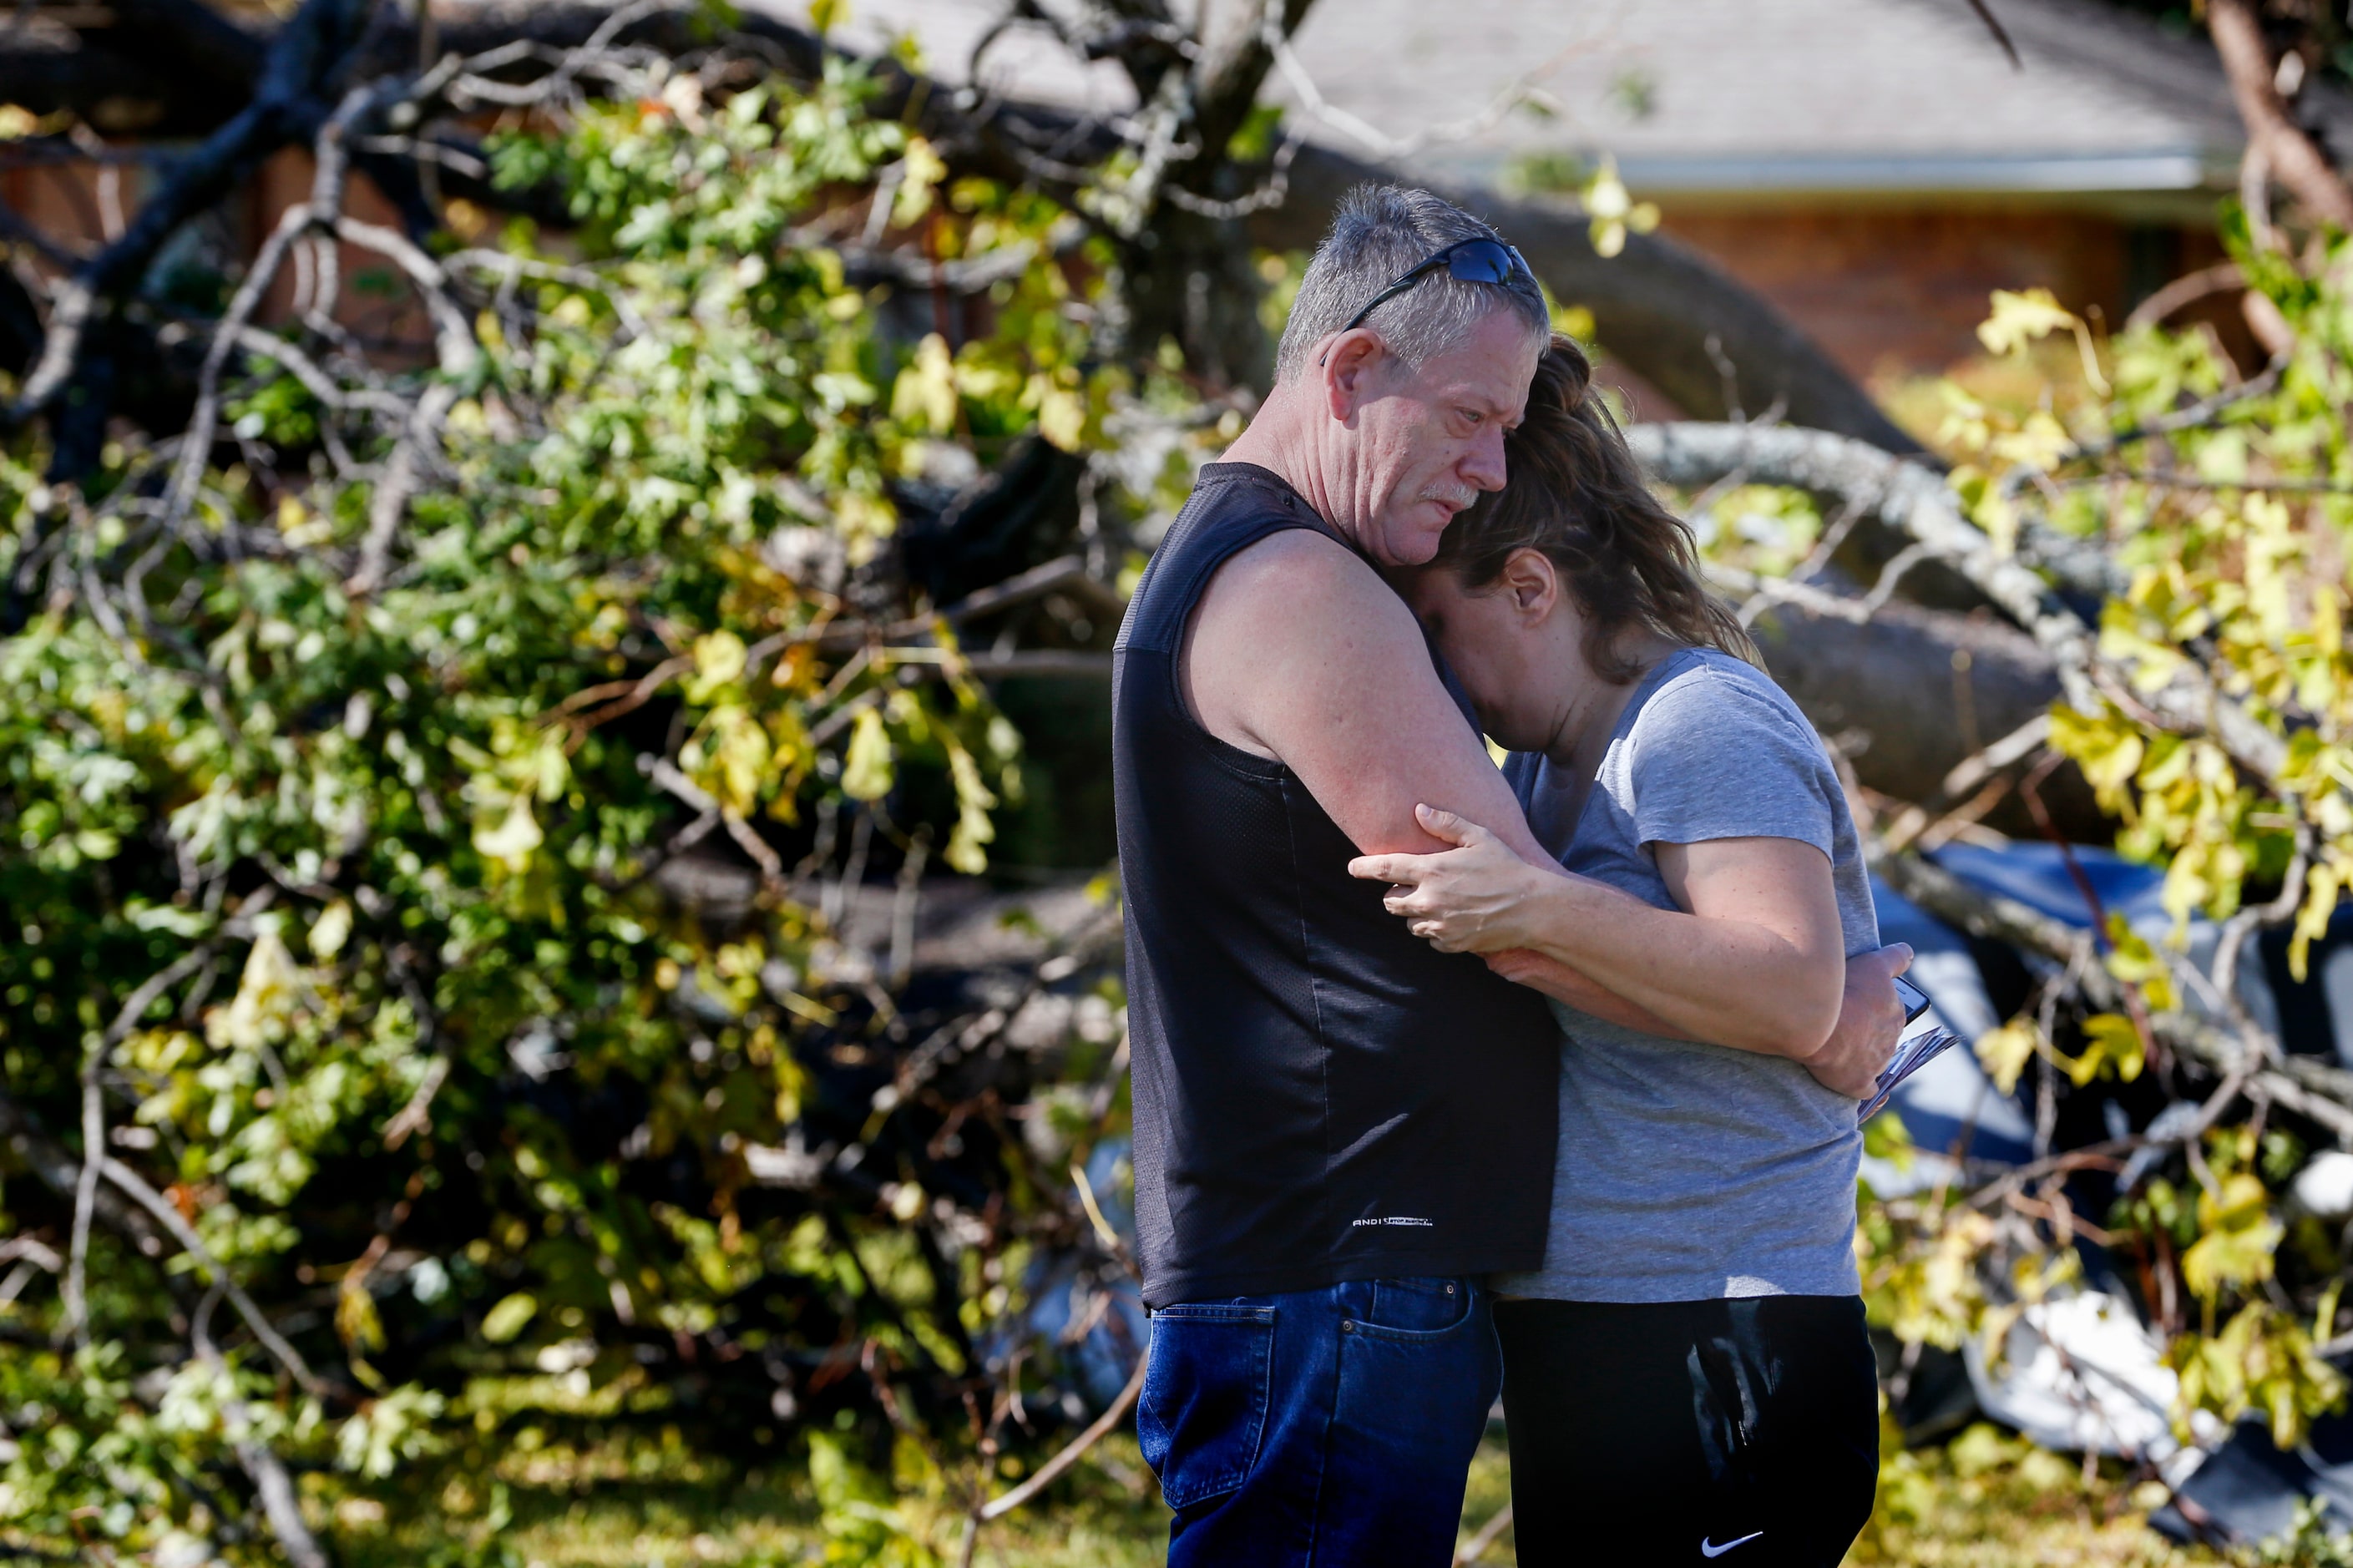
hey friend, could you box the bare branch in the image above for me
[0,1088,174,1263]
[1961,0,2022,70]
[192,1286,336,1568]
[3,0,377,461]
[380,1055,450,1150]
[63,941,215,1343]
[1455,1504,1516,1565]
[975,1350,1146,1522]
[344,381,460,599]
[164,200,317,530]
[97,1154,323,1394]
[2208,0,2353,229]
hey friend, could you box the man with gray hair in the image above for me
[1112,185,1885,1562]
[1114,183,1568,1565]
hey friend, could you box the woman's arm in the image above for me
[1350,804,1846,1058]
[1481,948,1698,1037]
[1485,943,1914,1098]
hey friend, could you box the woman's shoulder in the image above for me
[1629,647,1816,744]
[1609,649,1848,851]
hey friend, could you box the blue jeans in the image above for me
[1137,1277,1500,1567]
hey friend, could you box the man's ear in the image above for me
[1320,330,1386,423]
[1500,547,1559,621]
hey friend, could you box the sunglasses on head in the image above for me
[1334,237,1533,341]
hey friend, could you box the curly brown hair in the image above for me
[1432,334,1760,684]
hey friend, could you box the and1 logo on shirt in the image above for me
[1351,1216,1435,1227]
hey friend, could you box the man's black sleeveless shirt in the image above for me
[1113,462,1561,1308]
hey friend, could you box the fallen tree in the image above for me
[0,16,1175,1561]
[0,0,1920,456]
[6,0,2353,1560]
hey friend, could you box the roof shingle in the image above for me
[812,0,2350,195]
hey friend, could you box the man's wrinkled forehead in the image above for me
[1410,322,1541,427]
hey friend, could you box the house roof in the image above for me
[812,0,2353,200]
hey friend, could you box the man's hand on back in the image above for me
[1795,943,1914,1099]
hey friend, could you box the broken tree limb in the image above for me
[192,1285,337,1568]
[0,1086,173,1262]
[94,1151,324,1393]
[6,0,1913,456]
[1631,418,2095,614]
[6,0,377,475]
[1748,596,2103,843]
[977,1350,1147,1525]
[1630,421,2300,804]
[0,1083,327,1393]
[2208,0,2353,230]
[1871,842,2353,1140]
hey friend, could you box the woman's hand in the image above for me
[1346,803,1559,954]
[1794,943,1914,1099]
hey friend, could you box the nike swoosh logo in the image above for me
[1700,1532,1763,1558]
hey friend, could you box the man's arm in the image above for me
[1181,529,1678,1033]
[1182,529,1547,859]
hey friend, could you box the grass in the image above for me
[326,1421,2243,1568]
[1850,1426,2224,1568]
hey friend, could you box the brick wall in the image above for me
[1659,203,2228,387]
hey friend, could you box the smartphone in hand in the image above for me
[1860,976,1961,1124]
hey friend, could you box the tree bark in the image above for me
[2208,0,2353,229]
[1753,597,2103,841]
[1100,0,1315,384]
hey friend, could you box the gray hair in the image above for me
[1273,185,1550,384]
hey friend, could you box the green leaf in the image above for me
[2182,1172,2283,1303]
[686,630,748,704]
[842,707,894,802]
[1974,1019,2039,1095]
[473,792,544,867]
[481,1292,539,1344]
[307,899,353,960]
[1976,287,2078,357]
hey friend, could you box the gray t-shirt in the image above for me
[1492,647,1879,1302]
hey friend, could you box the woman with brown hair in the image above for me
[1348,336,1901,1565]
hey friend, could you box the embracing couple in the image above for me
[1112,185,1917,1567]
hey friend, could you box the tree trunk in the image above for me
[1111,205,1276,391]
[1753,598,2104,842]
[2208,0,2353,229]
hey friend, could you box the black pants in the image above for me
[1495,1296,1880,1567]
